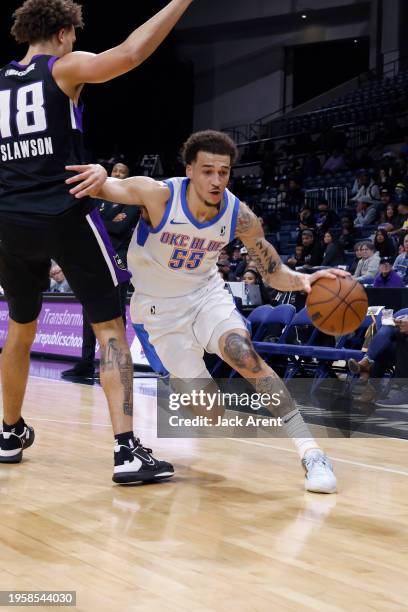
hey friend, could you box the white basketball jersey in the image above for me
[127,177,240,298]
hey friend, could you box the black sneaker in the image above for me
[112,438,174,484]
[61,363,95,378]
[0,424,35,464]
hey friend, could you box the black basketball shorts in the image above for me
[0,206,131,324]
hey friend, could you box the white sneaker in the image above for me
[302,450,337,494]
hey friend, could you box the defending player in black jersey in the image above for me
[0,0,193,484]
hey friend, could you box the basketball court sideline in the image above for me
[0,366,407,611]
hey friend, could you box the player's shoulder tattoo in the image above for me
[236,202,258,235]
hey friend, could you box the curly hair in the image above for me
[182,130,238,166]
[11,0,84,44]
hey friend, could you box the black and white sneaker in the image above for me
[0,424,35,464]
[112,437,174,485]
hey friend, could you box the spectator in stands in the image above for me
[298,205,315,232]
[380,203,399,232]
[217,260,235,282]
[373,257,404,288]
[393,234,408,282]
[49,265,71,293]
[353,241,380,282]
[373,229,397,259]
[322,149,346,174]
[300,230,323,267]
[348,316,408,405]
[243,268,269,304]
[349,242,363,275]
[379,187,392,208]
[315,199,339,235]
[338,216,355,251]
[234,247,250,279]
[229,247,243,277]
[350,170,380,203]
[287,245,304,269]
[354,196,379,227]
[321,231,345,266]
[285,177,304,215]
[389,198,408,237]
[378,170,393,192]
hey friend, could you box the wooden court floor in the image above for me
[0,376,407,611]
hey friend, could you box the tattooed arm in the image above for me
[235,202,349,293]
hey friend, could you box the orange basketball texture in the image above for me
[306,276,368,336]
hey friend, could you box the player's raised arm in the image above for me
[54,0,193,86]
[235,202,349,293]
[65,164,170,207]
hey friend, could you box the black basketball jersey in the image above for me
[0,54,90,215]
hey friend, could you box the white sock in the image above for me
[282,408,321,459]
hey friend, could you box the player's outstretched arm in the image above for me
[235,202,349,293]
[66,164,169,207]
[54,0,193,86]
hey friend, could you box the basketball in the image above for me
[306,275,368,336]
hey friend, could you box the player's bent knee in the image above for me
[221,330,266,374]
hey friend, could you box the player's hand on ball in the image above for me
[65,164,108,198]
[302,268,350,294]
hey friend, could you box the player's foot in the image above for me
[0,423,35,464]
[61,362,95,378]
[302,450,337,494]
[348,356,371,376]
[112,437,174,485]
[375,389,408,408]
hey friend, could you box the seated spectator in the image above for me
[243,268,269,304]
[347,316,408,405]
[373,257,405,288]
[353,241,380,282]
[321,231,345,266]
[217,260,235,282]
[285,177,304,213]
[300,230,323,267]
[322,149,346,174]
[229,246,243,276]
[49,265,71,293]
[379,186,393,208]
[379,202,399,231]
[315,199,339,235]
[338,226,355,251]
[234,247,250,279]
[393,233,408,282]
[373,229,397,258]
[389,199,408,237]
[350,170,380,203]
[354,196,379,227]
[298,205,315,232]
[287,245,304,269]
[349,242,363,275]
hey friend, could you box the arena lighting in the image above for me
[354,38,359,43]
[301,13,307,19]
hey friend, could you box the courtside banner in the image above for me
[0,297,148,365]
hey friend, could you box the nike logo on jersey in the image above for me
[170,219,188,225]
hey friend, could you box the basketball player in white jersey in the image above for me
[67,130,349,493]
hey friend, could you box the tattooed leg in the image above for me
[93,318,134,434]
[219,329,319,456]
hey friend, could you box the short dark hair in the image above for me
[11,0,84,44]
[182,130,238,166]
